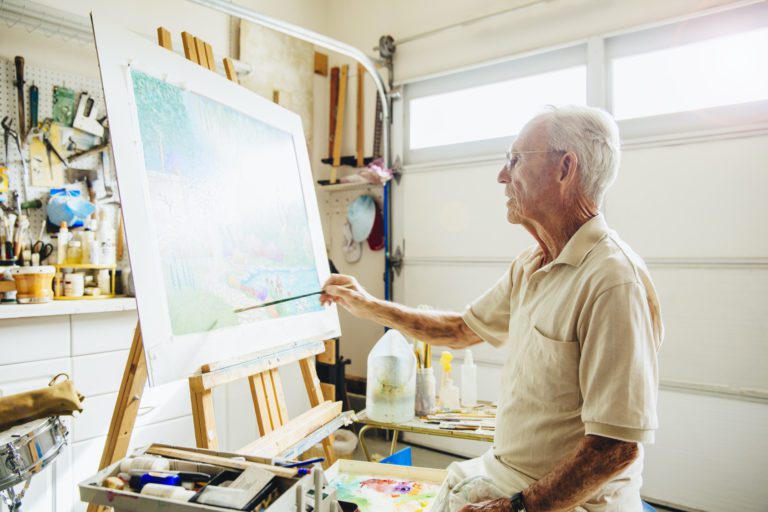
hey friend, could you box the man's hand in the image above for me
[458,498,512,512]
[320,274,378,318]
[320,273,482,349]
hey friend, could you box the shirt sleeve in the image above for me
[462,264,514,348]
[579,282,660,444]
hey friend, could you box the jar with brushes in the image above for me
[415,366,436,416]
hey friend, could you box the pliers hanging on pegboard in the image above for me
[40,120,68,180]
[1,117,13,168]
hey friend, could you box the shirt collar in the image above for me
[551,213,610,268]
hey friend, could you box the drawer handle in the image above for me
[137,406,156,417]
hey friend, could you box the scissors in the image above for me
[32,240,54,263]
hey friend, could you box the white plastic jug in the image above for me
[366,329,416,423]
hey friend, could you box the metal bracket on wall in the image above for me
[374,35,396,89]
[390,244,404,277]
[392,155,402,184]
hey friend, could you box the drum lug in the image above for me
[5,444,24,477]
[56,419,69,444]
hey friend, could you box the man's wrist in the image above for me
[509,491,527,512]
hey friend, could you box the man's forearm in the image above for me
[362,299,482,348]
[522,435,639,512]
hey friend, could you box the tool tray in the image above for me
[79,445,335,512]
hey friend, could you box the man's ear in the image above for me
[559,151,579,183]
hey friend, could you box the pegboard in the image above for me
[0,55,126,265]
[320,185,384,254]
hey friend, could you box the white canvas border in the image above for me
[91,13,340,385]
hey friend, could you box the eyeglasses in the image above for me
[504,149,563,171]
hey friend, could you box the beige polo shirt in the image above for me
[463,214,663,510]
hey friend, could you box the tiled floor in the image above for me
[346,432,682,512]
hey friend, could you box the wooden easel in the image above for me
[88,28,337,512]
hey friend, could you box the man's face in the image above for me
[497,119,562,225]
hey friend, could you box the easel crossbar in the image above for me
[189,340,326,392]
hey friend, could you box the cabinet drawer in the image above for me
[71,350,128,397]
[73,379,192,442]
[0,358,71,397]
[72,311,138,356]
[131,415,196,450]
[0,315,70,365]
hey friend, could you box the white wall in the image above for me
[326,0,742,82]
[0,0,329,77]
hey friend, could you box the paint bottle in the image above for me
[56,222,70,265]
[460,349,478,407]
[140,483,195,502]
[97,268,111,295]
[97,210,117,265]
[119,455,171,473]
[80,229,93,264]
[438,351,460,410]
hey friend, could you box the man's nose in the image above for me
[497,166,510,183]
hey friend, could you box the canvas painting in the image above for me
[92,14,339,385]
[131,70,323,335]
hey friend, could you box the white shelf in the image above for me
[315,181,384,193]
[0,297,137,320]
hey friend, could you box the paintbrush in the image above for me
[234,291,323,313]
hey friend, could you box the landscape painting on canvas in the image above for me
[131,70,323,335]
[92,13,339,384]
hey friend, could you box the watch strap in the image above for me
[509,491,527,512]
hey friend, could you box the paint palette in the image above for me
[326,460,448,512]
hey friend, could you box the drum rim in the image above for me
[0,417,59,448]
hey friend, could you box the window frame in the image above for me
[605,1,768,139]
[403,43,588,165]
[400,1,768,164]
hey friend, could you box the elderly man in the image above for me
[321,105,663,512]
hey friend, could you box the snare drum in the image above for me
[0,417,68,491]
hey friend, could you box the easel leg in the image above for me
[87,324,147,512]
[189,381,219,450]
[299,358,336,465]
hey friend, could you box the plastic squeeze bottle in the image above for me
[56,222,70,265]
[461,349,478,407]
[438,351,460,410]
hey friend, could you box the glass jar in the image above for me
[66,240,82,265]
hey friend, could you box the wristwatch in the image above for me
[509,492,527,512]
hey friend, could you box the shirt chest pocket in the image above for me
[517,325,581,412]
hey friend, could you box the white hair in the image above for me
[534,105,621,207]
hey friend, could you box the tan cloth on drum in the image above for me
[0,375,85,431]
[462,214,663,511]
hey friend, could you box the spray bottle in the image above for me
[438,351,460,410]
[461,349,478,407]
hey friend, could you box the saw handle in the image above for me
[14,56,26,139]
[14,56,24,83]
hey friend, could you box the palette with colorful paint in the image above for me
[325,460,448,512]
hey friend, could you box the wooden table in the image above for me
[354,409,494,461]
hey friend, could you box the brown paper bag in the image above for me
[0,373,85,431]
